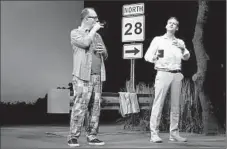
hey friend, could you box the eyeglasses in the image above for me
[87,16,98,20]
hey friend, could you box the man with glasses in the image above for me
[67,8,108,147]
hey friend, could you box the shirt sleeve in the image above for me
[70,29,92,49]
[144,37,159,63]
[180,40,190,60]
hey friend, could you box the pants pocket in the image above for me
[174,73,184,81]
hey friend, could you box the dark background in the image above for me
[85,1,225,91]
[85,1,226,125]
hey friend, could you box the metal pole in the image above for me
[132,59,135,92]
[130,59,136,129]
[130,59,135,92]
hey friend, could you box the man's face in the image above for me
[85,9,99,29]
[165,18,179,32]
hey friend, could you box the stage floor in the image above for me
[1,124,226,148]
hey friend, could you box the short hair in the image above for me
[167,16,179,26]
[81,8,95,21]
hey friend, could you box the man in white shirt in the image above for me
[144,17,190,143]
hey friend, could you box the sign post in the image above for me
[122,3,145,92]
[130,59,135,92]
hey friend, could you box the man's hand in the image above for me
[95,43,105,53]
[92,22,104,32]
[172,40,185,53]
[151,51,159,61]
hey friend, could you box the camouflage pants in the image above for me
[68,75,102,140]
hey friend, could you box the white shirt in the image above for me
[144,34,190,71]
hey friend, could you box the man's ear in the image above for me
[83,17,88,23]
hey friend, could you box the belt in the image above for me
[157,68,181,73]
[168,70,181,73]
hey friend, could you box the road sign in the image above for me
[123,43,143,59]
[122,15,145,42]
[122,3,145,92]
[122,3,144,16]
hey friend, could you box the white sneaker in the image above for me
[169,135,187,142]
[150,134,163,143]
